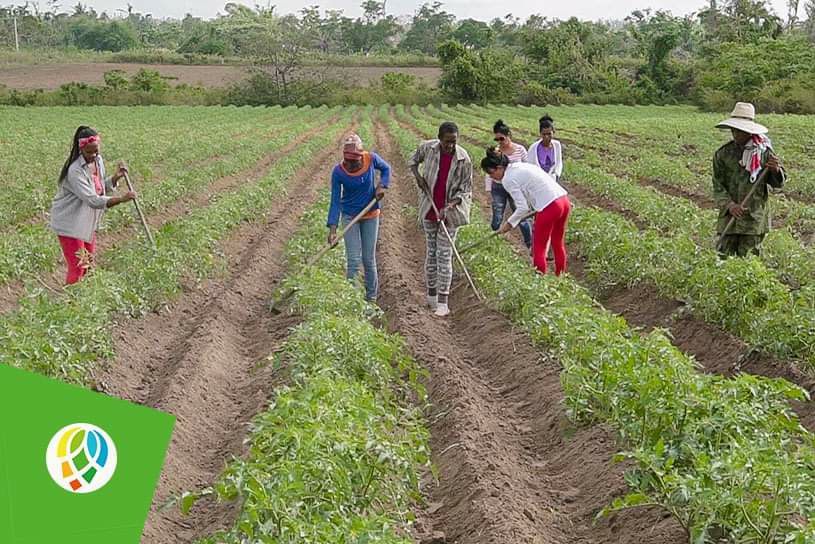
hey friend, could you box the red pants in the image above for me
[58,234,97,285]
[532,196,571,276]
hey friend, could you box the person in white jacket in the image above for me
[526,115,563,181]
[482,148,572,276]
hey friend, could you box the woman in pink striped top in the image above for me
[487,120,532,248]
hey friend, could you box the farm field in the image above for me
[0,62,442,90]
[3,103,815,543]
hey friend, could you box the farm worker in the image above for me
[49,126,135,285]
[526,115,564,181]
[487,120,532,249]
[409,121,473,317]
[327,133,390,302]
[527,114,564,262]
[482,148,571,276]
[713,102,786,258]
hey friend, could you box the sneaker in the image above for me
[426,294,438,310]
[434,303,450,317]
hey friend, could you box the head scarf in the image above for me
[342,133,363,160]
[79,135,100,149]
[741,134,772,183]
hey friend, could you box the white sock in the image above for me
[434,302,450,317]
[426,294,438,310]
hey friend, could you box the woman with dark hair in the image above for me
[488,120,532,249]
[527,115,563,180]
[49,126,135,285]
[482,147,571,276]
[408,121,473,317]
[327,133,390,302]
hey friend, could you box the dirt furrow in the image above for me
[374,118,682,543]
[96,125,350,544]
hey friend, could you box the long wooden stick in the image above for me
[308,198,378,267]
[716,167,770,252]
[458,210,537,255]
[123,171,156,250]
[270,198,378,312]
[419,183,482,301]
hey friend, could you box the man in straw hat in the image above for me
[713,102,786,257]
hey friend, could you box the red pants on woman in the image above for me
[532,196,571,276]
[58,234,96,285]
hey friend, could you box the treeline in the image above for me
[2,0,815,112]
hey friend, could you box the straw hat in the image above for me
[716,102,768,135]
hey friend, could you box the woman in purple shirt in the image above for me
[527,115,563,180]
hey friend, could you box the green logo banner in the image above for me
[0,365,175,543]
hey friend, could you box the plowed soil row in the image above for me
[374,118,684,543]
[96,125,351,544]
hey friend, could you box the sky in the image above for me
[62,0,794,22]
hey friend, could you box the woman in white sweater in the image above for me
[482,148,571,276]
[526,115,563,181]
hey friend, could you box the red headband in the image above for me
[78,135,100,149]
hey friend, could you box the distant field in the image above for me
[0,62,442,89]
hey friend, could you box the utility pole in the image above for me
[13,15,19,51]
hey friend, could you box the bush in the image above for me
[128,69,172,93]
[693,36,815,113]
[437,40,525,103]
[103,70,129,90]
[70,21,138,52]
[516,81,578,106]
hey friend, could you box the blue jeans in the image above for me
[342,214,379,301]
[491,184,532,248]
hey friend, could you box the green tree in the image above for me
[703,0,783,42]
[400,2,454,54]
[520,17,612,94]
[452,18,494,49]
[626,10,683,95]
[437,39,524,102]
[69,19,138,51]
[341,1,400,54]
[805,0,815,39]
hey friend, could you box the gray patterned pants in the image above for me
[422,220,458,295]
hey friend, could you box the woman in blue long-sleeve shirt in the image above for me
[327,134,391,301]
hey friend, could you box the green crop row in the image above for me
[564,160,815,290]
[411,105,815,366]
[0,106,334,287]
[387,107,815,541]
[0,106,285,226]
[476,104,815,237]
[476,103,815,199]
[459,209,815,542]
[192,114,429,542]
[432,102,815,292]
[567,205,815,363]
[0,109,354,385]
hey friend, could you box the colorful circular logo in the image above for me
[45,423,118,494]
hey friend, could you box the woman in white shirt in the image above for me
[526,115,563,181]
[482,148,572,276]
[488,120,533,249]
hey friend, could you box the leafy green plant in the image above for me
[0,108,354,384]
[393,109,815,542]
[193,183,429,543]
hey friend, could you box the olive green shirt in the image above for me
[712,140,786,235]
